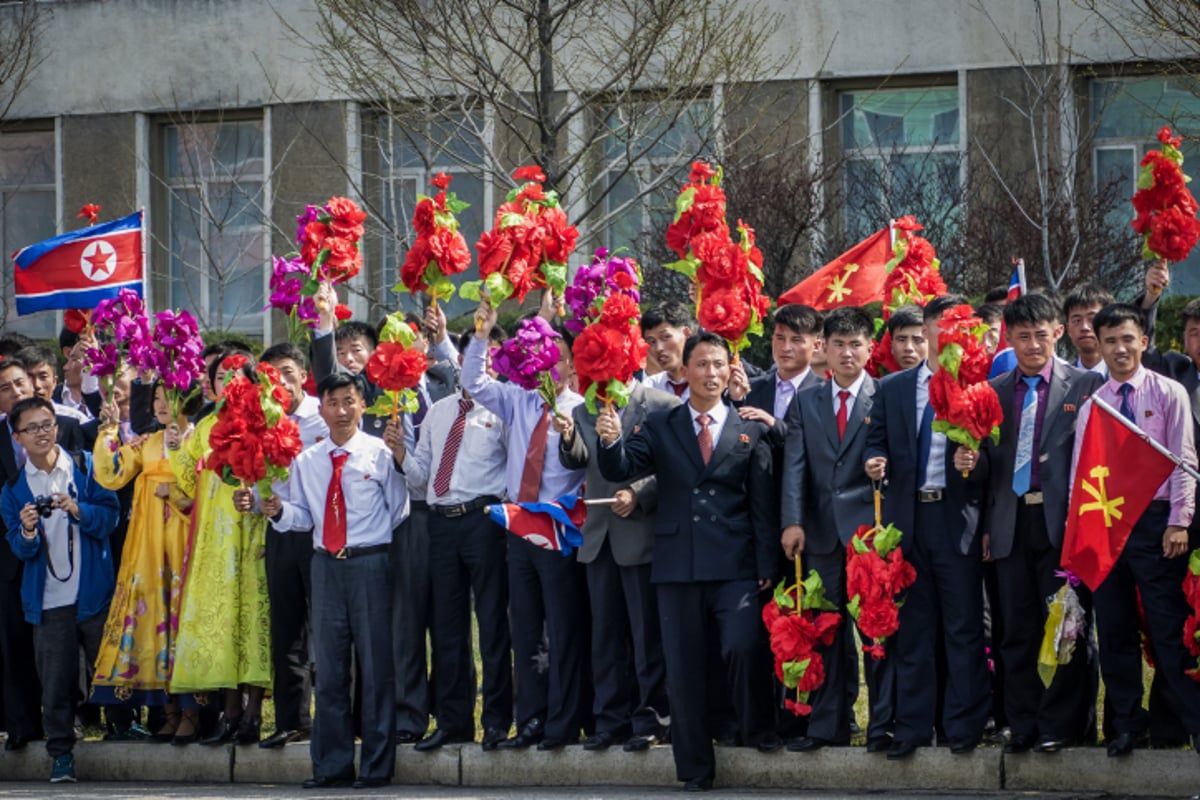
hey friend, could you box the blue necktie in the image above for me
[917,399,934,488]
[1012,375,1040,496]
[1118,383,1135,423]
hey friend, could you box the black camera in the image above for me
[33,496,55,518]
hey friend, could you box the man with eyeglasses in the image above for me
[1,397,119,783]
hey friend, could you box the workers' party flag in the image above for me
[13,210,144,314]
[777,227,893,310]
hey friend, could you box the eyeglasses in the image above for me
[16,421,57,436]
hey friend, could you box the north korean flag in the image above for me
[485,494,587,557]
[12,210,144,314]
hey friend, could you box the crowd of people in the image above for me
[1,259,1199,792]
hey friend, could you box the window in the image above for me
[602,100,714,255]
[839,86,963,249]
[372,109,489,320]
[1091,76,1200,293]
[162,119,266,335]
[0,129,57,338]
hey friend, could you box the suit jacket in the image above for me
[426,361,459,404]
[863,366,988,557]
[53,384,102,419]
[780,376,879,555]
[559,382,679,566]
[983,362,1102,559]
[597,402,778,584]
[311,329,413,444]
[741,367,823,442]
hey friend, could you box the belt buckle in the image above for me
[1025,491,1044,505]
[334,547,348,560]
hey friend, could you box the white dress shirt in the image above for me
[644,370,689,402]
[25,446,79,610]
[829,371,867,417]
[52,401,87,423]
[403,391,508,505]
[689,400,729,448]
[274,431,408,550]
[1076,357,1109,378]
[917,362,947,490]
[291,394,329,448]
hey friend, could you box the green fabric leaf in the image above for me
[773,578,795,610]
[485,273,514,306]
[583,382,600,415]
[499,212,526,229]
[606,378,634,409]
[459,280,483,302]
[663,255,698,279]
[541,261,568,294]
[781,658,811,690]
[847,594,862,620]
[801,569,838,611]
[378,312,417,346]
[937,342,964,376]
[1189,549,1200,576]
[673,186,697,222]
[873,523,904,555]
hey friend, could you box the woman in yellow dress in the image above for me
[169,352,272,745]
[91,381,203,743]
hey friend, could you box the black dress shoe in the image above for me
[200,717,240,746]
[756,733,784,753]
[1033,737,1066,753]
[1004,734,1035,754]
[414,729,471,752]
[583,731,617,751]
[949,737,979,754]
[624,732,659,751]
[235,718,261,745]
[683,777,713,792]
[481,728,507,751]
[302,775,355,789]
[260,729,307,749]
[786,736,830,753]
[886,739,921,760]
[537,735,574,751]
[352,777,389,789]
[4,734,30,752]
[1106,730,1147,757]
[865,736,892,753]
[394,730,420,744]
[497,718,543,749]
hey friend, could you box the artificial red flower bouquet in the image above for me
[296,196,368,284]
[929,305,1002,464]
[572,292,649,413]
[1132,127,1200,264]
[463,165,579,306]
[865,328,902,379]
[364,313,429,421]
[1184,550,1200,680]
[397,172,473,304]
[207,356,303,497]
[762,567,841,716]
[882,216,947,315]
[845,523,917,660]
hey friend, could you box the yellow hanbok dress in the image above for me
[90,428,191,702]
[168,414,272,692]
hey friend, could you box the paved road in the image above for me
[0,785,1186,800]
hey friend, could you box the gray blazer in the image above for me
[983,361,1102,559]
[559,382,680,566]
[780,376,878,555]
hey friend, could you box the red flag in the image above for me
[778,227,893,310]
[1061,402,1177,590]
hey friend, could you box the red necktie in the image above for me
[696,413,713,464]
[432,399,473,497]
[518,403,551,502]
[323,451,349,553]
[836,390,850,440]
[668,380,688,398]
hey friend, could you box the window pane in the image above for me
[168,188,204,313]
[0,130,54,186]
[206,181,264,333]
[2,189,57,338]
[840,87,959,150]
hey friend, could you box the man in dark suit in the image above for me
[863,294,991,760]
[558,379,679,751]
[779,306,886,752]
[983,294,1102,753]
[597,331,780,792]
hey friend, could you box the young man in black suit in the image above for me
[983,294,1102,753]
[740,304,824,428]
[597,331,780,791]
[779,306,886,752]
[863,294,991,760]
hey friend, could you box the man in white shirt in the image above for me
[641,301,695,401]
[262,373,407,789]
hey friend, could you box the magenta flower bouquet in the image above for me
[149,309,206,420]
[267,254,319,344]
[563,248,642,334]
[85,288,152,399]
[492,316,563,411]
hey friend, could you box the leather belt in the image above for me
[318,543,390,560]
[917,489,944,503]
[1021,491,1044,505]
[432,495,499,518]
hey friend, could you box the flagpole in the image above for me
[1093,396,1200,482]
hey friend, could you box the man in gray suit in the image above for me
[983,293,1102,753]
[778,307,885,752]
[557,379,679,751]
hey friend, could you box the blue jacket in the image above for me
[1,450,118,625]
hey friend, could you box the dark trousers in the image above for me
[862,638,897,740]
[802,548,853,743]
[995,500,1093,742]
[33,605,105,757]
[0,576,42,739]
[1093,503,1200,736]
[428,508,512,735]
[391,509,431,737]
[894,499,990,744]
[507,537,585,740]
[311,551,395,782]
[266,526,313,732]
[585,539,668,737]
[657,579,773,784]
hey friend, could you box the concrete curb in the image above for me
[1,741,1197,791]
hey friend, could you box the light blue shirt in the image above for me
[462,336,584,503]
[917,362,947,490]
